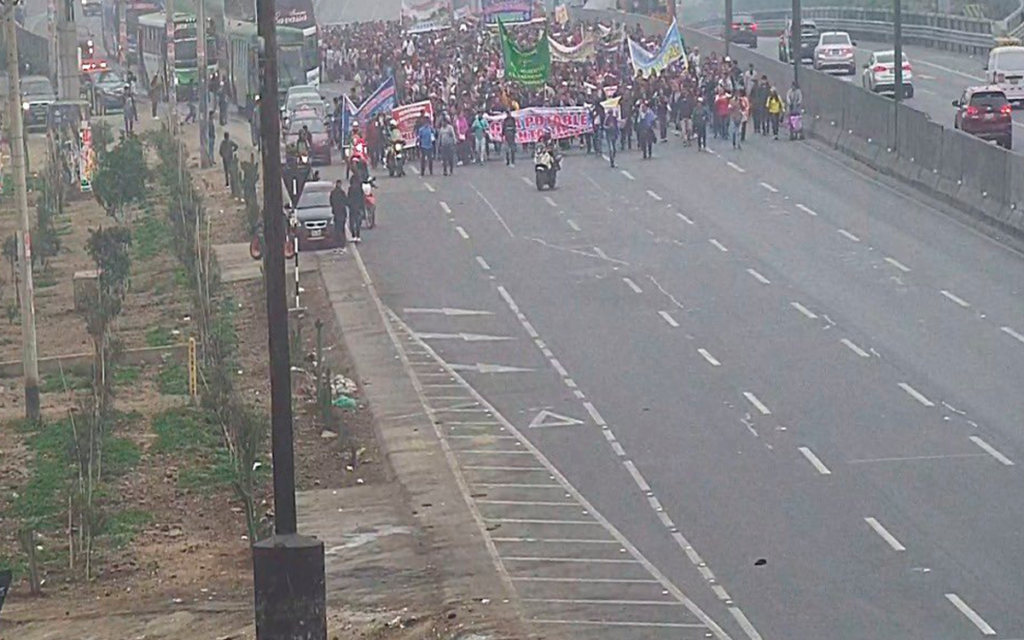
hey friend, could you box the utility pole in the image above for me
[724,0,732,57]
[252,0,326,633]
[118,0,126,66]
[792,0,801,87]
[4,4,42,422]
[197,0,210,167]
[166,0,174,104]
[56,0,79,99]
[893,0,903,145]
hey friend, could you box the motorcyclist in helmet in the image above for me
[389,118,403,144]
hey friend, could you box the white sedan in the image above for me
[813,31,857,75]
[862,50,915,98]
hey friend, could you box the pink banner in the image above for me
[484,106,593,144]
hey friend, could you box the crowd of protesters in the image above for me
[317,14,806,172]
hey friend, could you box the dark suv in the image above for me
[20,75,56,131]
[779,19,819,63]
[728,14,758,48]
[953,86,1012,149]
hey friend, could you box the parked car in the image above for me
[727,13,758,48]
[953,86,1012,149]
[813,31,856,75]
[779,19,818,63]
[289,181,342,251]
[82,0,101,17]
[284,114,333,165]
[20,75,56,131]
[862,50,914,98]
[986,45,1024,107]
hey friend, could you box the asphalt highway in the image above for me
[309,104,1024,640]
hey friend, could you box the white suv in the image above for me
[814,31,856,75]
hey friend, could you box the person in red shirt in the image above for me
[714,88,731,141]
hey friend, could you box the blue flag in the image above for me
[353,77,398,127]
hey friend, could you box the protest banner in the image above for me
[628,18,686,78]
[484,106,593,144]
[392,100,435,147]
[402,0,453,33]
[499,21,551,86]
[549,32,596,63]
[353,77,398,126]
[482,0,531,24]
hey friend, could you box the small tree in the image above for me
[91,136,149,221]
[32,193,62,271]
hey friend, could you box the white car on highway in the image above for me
[813,31,857,75]
[986,45,1024,107]
[862,50,914,98]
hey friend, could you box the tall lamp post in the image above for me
[893,0,903,144]
[792,0,801,87]
[724,0,732,56]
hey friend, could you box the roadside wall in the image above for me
[573,7,1024,238]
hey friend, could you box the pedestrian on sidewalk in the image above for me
[766,87,784,139]
[149,74,163,119]
[693,97,708,151]
[330,179,348,250]
[123,88,136,134]
[438,117,456,176]
[219,131,238,188]
[207,111,216,163]
[219,89,229,126]
[605,111,619,168]
[417,118,435,176]
[347,172,365,244]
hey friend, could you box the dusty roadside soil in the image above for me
[0,114,523,640]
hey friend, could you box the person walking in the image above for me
[739,89,751,143]
[766,87,784,139]
[472,112,488,164]
[207,111,216,163]
[605,110,619,168]
[693,97,709,152]
[502,110,518,166]
[640,102,656,159]
[730,93,744,150]
[123,88,136,134]
[347,173,365,244]
[219,88,229,126]
[330,179,348,251]
[218,131,238,188]
[416,119,435,175]
[438,117,457,176]
[149,74,163,119]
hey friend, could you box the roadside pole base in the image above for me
[253,533,327,640]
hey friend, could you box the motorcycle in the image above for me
[363,176,377,229]
[534,146,559,191]
[386,140,406,177]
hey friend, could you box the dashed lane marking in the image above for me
[798,446,833,476]
[425,183,436,192]
[620,169,636,180]
[676,212,695,225]
[623,277,643,294]
[726,161,746,173]
[476,256,491,271]
[659,311,680,327]
[885,257,911,272]
[945,593,997,636]
[439,201,452,213]
[796,204,818,216]
[730,607,765,640]
[709,239,729,252]
[456,226,470,239]
[582,401,607,426]
[838,229,861,242]
[791,302,818,319]
[864,517,906,551]
[898,382,935,407]
[940,289,971,308]
[970,435,1015,466]
[746,268,770,285]
[647,190,663,201]
[471,185,515,237]
[840,338,870,358]
[623,460,653,492]
[743,392,771,415]
[758,182,779,193]
[1001,326,1024,344]
[567,219,581,231]
[544,195,557,208]
[697,348,721,367]
[521,176,532,186]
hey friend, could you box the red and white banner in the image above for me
[392,100,435,148]
[483,106,593,144]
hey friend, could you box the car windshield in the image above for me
[874,52,908,64]
[969,91,1008,108]
[21,78,53,95]
[95,70,124,85]
[288,96,321,110]
[994,50,1024,70]
[298,189,331,209]
[822,34,850,46]
[293,119,325,133]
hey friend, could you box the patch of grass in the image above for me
[14,420,72,531]
[152,406,218,454]
[156,363,188,395]
[113,365,140,386]
[102,436,141,478]
[35,275,58,289]
[133,215,168,261]
[40,370,92,394]
[178,448,235,492]
[0,553,26,577]
[145,325,176,348]
[173,266,190,291]
[102,508,152,548]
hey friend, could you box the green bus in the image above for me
[137,11,219,98]
[225,19,310,115]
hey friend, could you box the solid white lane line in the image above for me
[647,190,663,201]
[582,401,606,426]
[475,256,491,271]
[544,195,557,208]
[945,594,997,636]
[940,289,971,308]
[970,436,1015,466]
[799,446,833,475]
[796,203,818,216]
[563,377,577,388]
[439,201,452,213]
[623,460,652,492]
[513,577,660,584]
[791,301,818,319]
[659,311,680,327]
[550,358,569,377]
[531,620,705,629]
[657,511,675,527]
[621,169,636,180]
[697,348,721,367]
[712,585,732,601]
[840,338,870,358]
[759,182,779,193]
[476,499,577,506]
[898,382,935,407]
[522,321,539,338]
[567,219,581,231]
[492,537,619,544]
[504,556,639,564]
[837,229,861,242]
[456,226,470,239]
[884,256,911,272]
[746,268,771,285]
[623,277,643,294]
[864,517,906,551]
[425,183,436,192]
[523,598,683,606]
[1001,326,1024,344]
[520,176,532,186]
[726,161,746,173]
[709,238,728,252]
[730,607,765,640]
[743,392,771,415]
[672,213,693,226]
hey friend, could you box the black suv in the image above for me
[728,14,759,48]
[779,19,819,63]
[20,75,56,131]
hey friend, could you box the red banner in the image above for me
[483,106,593,144]
[392,100,435,148]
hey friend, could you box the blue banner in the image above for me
[353,77,397,126]
[627,19,686,79]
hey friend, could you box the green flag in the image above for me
[499,20,551,86]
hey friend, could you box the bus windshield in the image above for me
[279,46,306,89]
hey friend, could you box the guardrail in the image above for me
[572,6,1024,241]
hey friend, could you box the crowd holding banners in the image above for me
[402,0,453,34]
[627,18,687,79]
[499,20,552,86]
[483,106,593,144]
[482,0,533,24]
[392,100,436,147]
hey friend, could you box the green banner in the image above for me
[499,20,551,86]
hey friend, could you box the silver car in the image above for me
[862,50,914,98]
[813,31,856,75]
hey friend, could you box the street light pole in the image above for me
[893,0,903,144]
[251,0,326,633]
[4,3,42,422]
[792,0,801,87]
[724,0,732,57]
[197,0,210,168]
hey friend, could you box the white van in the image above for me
[987,45,1024,106]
